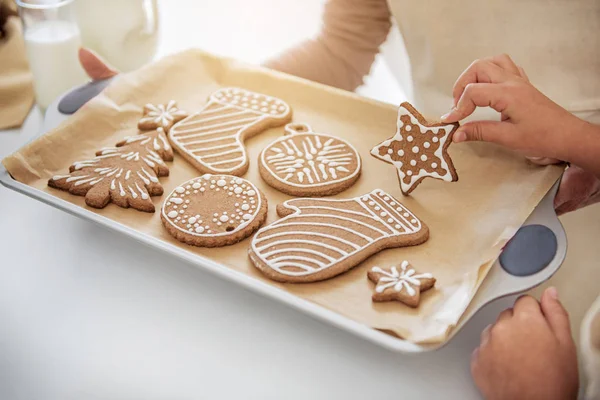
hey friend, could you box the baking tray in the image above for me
[0,82,567,353]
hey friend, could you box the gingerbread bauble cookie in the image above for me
[371,102,459,195]
[259,123,361,196]
[169,88,292,176]
[161,175,268,247]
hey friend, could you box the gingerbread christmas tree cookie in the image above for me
[48,128,173,212]
[371,102,459,195]
[367,261,436,307]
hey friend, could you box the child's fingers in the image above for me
[451,60,513,107]
[486,53,521,77]
[453,120,515,147]
[517,66,530,82]
[445,83,510,122]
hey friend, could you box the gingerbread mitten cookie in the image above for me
[169,88,292,176]
[48,128,173,212]
[367,261,436,308]
[161,175,268,247]
[371,102,459,195]
[249,189,429,283]
[259,123,361,196]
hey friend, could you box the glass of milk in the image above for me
[17,0,87,111]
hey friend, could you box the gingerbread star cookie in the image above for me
[367,261,435,308]
[138,100,188,133]
[371,102,459,195]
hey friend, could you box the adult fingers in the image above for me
[453,120,516,147]
[526,156,561,166]
[451,59,514,107]
[541,287,574,346]
[78,48,119,80]
[513,295,542,316]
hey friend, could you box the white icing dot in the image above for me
[387,149,393,154]
[407,136,413,142]
[410,160,417,166]
[391,202,396,206]
[411,219,418,224]
[170,197,183,204]
[213,219,218,223]
[234,187,243,194]
[424,142,431,149]
[395,224,402,229]
[412,146,419,153]
[186,185,191,189]
[387,218,394,223]
[384,196,390,201]
[173,206,178,209]
[167,211,178,218]
[185,191,190,195]
[247,189,256,196]
[193,190,198,194]
[421,155,428,162]
[219,215,229,222]
[175,187,185,193]
[183,205,188,209]
[195,227,205,233]
[200,188,205,192]
[241,204,250,211]
[186,224,191,228]
[213,213,218,217]
[369,201,375,206]
[188,217,197,224]
[235,178,243,184]
[210,185,215,189]
[185,200,190,204]
[211,180,216,184]
[192,182,201,189]
[243,214,253,220]
[432,162,438,168]
[397,149,404,156]
[217,179,227,187]
[432,137,439,143]
[362,196,369,201]
[407,171,413,176]
[405,125,412,132]
[217,222,222,226]
[403,212,410,217]
[380,212,387,217]
[374,206,381,211]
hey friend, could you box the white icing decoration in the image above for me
[250,190,423,277]
[168,88,291,174]
[167,211,178,218]
[139,101,187,131]
[261,124,361,189]
[241,204,250,211]
[371,263,432,296]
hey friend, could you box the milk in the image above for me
[24,20,87,110]
[75,0,159,72]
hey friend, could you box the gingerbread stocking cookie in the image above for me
[161,175,268,247]
[249,189,429,283]
[371,102,459,195]
[367,261,436,308]
[48,128,173,212]
[169,88,292,176]
[259,123,361,196]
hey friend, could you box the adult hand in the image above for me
[78,47,119,81]
[471,288,579,400]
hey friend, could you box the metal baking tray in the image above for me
[0,83,567,352]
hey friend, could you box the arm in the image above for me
[264,0,392,91]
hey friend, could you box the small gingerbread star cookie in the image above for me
[138,100,188,133]
[370,102,459,195]
[367,261,436,308]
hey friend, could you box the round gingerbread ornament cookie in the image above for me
[259,123,361,197]
[161,175,268,247]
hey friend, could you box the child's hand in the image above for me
[471,288,579,400]
[440,54,589,162]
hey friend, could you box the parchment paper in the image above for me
[2,49,564,343]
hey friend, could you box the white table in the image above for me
[0,105,524,400]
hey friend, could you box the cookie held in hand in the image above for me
[259,123,361,196]
[48,128,173,212]
[371,102,459,195]
[249,189,429,283]
[161,175,268,247]
[367,261,436,308]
